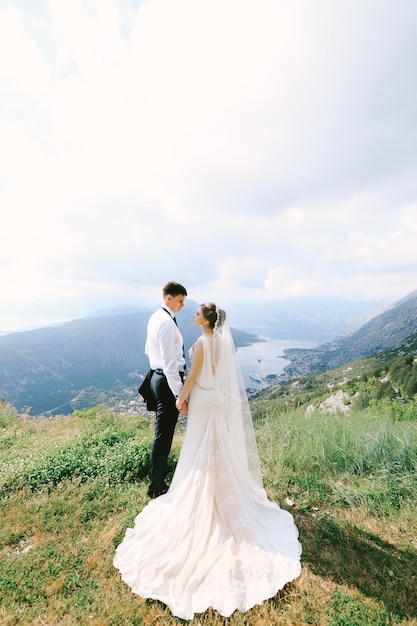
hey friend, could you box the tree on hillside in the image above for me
[388,354,417,400]
[403,367,417,399]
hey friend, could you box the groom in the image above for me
[145,281,188,498]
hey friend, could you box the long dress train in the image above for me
[114,333,301,620]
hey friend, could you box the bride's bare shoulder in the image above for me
[191,336,203,351]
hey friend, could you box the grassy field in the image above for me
[0,399,416,625]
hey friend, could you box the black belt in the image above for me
[154,369,185,382]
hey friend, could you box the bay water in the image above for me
[236,327,334,390]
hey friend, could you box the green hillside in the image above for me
[1,343,416,625]
[254,330,417,419]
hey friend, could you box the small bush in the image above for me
[0,428,152,494]
[0,400,18,429]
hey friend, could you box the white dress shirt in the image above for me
[145,306,185,397]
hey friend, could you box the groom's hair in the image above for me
[163,281,188,297]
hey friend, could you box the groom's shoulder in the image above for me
[148,308,171,328]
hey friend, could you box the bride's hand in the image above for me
[176,399,188,414]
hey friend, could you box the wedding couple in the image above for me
[113,281,302,620]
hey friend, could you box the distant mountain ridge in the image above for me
[0,301,258,415]
[1,292,416,415]
[281,290,417,379]
[225,296,389,335]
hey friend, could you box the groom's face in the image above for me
[167,294,185,313]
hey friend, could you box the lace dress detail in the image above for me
[114,335,301,620]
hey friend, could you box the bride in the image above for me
[114,303,302,620]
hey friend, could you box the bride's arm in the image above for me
[175,339,204,411]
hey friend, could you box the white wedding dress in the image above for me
[114,326,302,620]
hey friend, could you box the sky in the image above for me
[1,0,417,332]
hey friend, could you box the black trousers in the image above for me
[149,371,179,491]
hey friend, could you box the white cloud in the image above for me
[0,6,49,96]
[0,0,417,330]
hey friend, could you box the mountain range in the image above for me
[0,292,416,415]
[0,301,258,416]
[280,290,417,379]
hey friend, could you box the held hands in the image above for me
[176,398,188,415]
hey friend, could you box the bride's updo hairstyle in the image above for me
[201,302,226,329]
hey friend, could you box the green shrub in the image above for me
[0,400,18,429]
[0,428,152,494]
